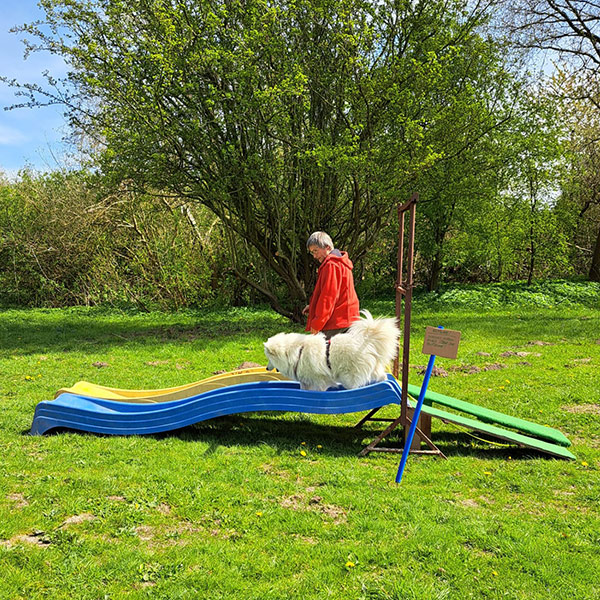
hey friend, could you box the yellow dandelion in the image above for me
[256,511,263,517]
[508,456,512,460]
[345,561,355,569]
[301,441,306,446]
[492,570,498,577]
[581,461,589,467]
[300,450,307,457]
[317,444,323,449]
[499,386,505,390]
[505,379,510,383]
[484,471,492,475]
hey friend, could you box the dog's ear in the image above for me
[264,341,277,355]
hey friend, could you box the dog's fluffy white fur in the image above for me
[263,310,400,391]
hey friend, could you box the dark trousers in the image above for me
[322,327,349,340]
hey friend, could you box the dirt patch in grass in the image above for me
[440,363,508,373]
[463,540,495,557]
[61,513,97,526]
[572,435,600,448]
[450,365,482,374]
[7,492,28,508]
[482,363,507,371]
[237,361,263,369]
[135,525,156,541]
[459,498,480,508]
[169,521,203,536]
[260,462,291,479]
[157,503,172,515]
[479,495,496,505]
[279,493,347,524]
[553,488,576,498]
[565,358,593,367]
[291,534,318,544]
[412,365,448,377]
[316,503,347,524]
[562,404,600,414]
[134,522,209,547]
[1,532,51,549]
[280,494,304,510]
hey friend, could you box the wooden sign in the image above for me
[422,327,461,359]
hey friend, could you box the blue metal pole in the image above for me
[395,326,443,484]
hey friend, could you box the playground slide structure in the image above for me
[32,377,400,436]
[33,368,575,460]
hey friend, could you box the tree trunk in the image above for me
[427,252,442,291]
[589,222,600,281]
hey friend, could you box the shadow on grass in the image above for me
[426,430,561,461]
[0,307,296,356]
[2,303,599,359]
[172,416,571,461]
[35,415,565,461]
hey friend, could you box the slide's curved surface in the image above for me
[56,367,288,402]
[32,377,402,436]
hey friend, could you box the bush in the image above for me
[0,171,230,309]
[418,279,600,310]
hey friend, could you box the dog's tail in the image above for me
[347,310,401,364]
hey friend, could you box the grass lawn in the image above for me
[1,284,599,599]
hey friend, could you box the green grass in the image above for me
[1,286,599,600]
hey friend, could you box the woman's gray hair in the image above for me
[306,231,333,250]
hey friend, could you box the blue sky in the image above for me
[0,1,70,176]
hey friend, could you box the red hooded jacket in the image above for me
[305,250,360,332]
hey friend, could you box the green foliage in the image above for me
[0,171,230,309]
[416,279,600,310]
[11,0,520,318]
[4,2,597,308]
[552,70,600,282]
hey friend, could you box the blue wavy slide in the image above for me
[30,377,403,436]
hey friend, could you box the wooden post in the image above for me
[358,193,442,457]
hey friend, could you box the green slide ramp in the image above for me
[407,383,571,448]
[414,403,576,460]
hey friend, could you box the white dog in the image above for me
[263,310,400,391]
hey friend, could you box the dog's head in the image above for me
[263,333,290,371]
[264,332,303,373]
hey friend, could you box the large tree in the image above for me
[506,0,600,280]
[7,0,512,316]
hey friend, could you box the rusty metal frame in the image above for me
[357,193,444,458]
